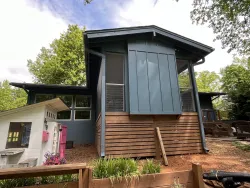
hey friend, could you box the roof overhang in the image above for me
[84,25,214,61]
[0,98,69,118]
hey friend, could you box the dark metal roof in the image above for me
[85,25,214,55]
[10,82,87,91]
[198,92,227,97]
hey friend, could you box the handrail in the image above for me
[0,163,86,179]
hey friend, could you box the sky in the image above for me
[0,0,235,83]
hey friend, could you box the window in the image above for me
[75,96,91,108]
[35,94,54,103]
[6,122,32,149]
[56,95,73,107]
[75,110,91,120]
[57,110,71,120]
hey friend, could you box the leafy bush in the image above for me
[0,174,78,188]
[92,157,139,179]
[141,159,161,174]
[233,141,250,151]
[43,152,66,165]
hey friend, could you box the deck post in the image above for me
[188,61,208,153]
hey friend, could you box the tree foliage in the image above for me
[221,57,250,120]
[27,25,86,85]
[196,71,221,92]
[190,0,250,55]
[0,80,27,112]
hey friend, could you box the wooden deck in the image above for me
[96,112,203,158]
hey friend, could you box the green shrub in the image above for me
[92,157,139,179]
[141,159,161,174]
[233,141,250,151]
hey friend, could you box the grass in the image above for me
[92,157,139,180]
[141,159,161,174]
[232,141,250,151]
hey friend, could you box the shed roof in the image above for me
[84,25,214,58]
[198,92,227,97]
[0,98,69,118]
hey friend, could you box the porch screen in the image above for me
[106,53,125,112]
[128,40,181,114]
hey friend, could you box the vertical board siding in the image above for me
[128,51,139,113]
[104,113,203,158]
[128,40,181,115]
[136,51,150,112]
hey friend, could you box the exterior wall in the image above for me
[0,106,45,165]
[127,39,181,115]
[103,112,202,158]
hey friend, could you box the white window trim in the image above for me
[74,95,92,109]
[56,95,73,108]
[56,110,72,121]
[74,110,91,121]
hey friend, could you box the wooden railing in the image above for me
[0,163,205,188]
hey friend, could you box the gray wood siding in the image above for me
[128,40,181,115]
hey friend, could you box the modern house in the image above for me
[11,25,214,158]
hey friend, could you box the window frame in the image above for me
[74,110,91,121]
[35,94,55,103]
[6,122,32,149]
[74,95,92,109]
[56,95,73,108]
[56,110,72,121]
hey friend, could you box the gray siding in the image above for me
[128,40,181,114]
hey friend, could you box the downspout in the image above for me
[85,48,106,157]
[188,58,209,153]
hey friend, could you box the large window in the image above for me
[57,95,73,120]
[6,122,32,149]
[35,94,54,103]
[57,95,73,107]
[74,95,91,120]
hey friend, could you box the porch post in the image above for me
[100,56,106,157]
[188,61,208,153]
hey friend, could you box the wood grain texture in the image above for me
[156,127,168,166]
[104,113,203,158]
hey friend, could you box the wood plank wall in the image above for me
[104,112,203,158]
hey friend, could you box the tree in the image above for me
[196,71,221,92]
[0,80,27,111]
[27,25,86,85]
[220,57,250,120]
[190,0,250,55]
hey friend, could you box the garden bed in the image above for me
[17,182,78,188]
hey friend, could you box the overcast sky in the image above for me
[0,0,234,83]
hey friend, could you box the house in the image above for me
[11,25,214,158]
[0,98,68,167]
[199,92,226,122]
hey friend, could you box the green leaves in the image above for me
[27,25,86,86]
[190,0,250,55]
[0,80,27,112]
[196,71,221,92]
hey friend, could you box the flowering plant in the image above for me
[43,152,66,165]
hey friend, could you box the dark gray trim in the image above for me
[85,25,214,54]
[188,61,208,153]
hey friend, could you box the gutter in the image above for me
[85,48,106,157]
[189,58,209,153]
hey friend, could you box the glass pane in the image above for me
[36,94,54,103]
[75,96,91,108]
[8,138,11,142]
[57,110,71,120]
[57,95,73,107]
[9,132,12,137]
[75,110,91,120]
[21,123,31,147]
